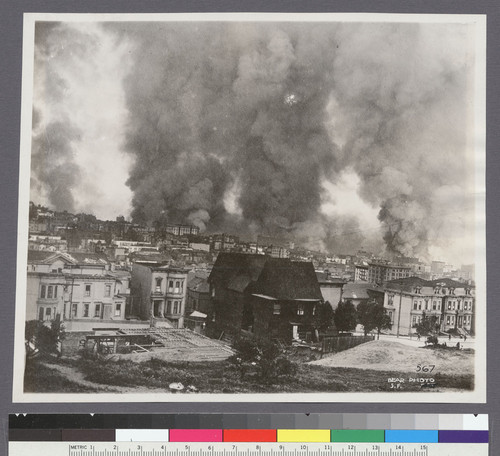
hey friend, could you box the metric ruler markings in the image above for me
[66,446,429,456]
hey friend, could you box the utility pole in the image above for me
[396,282,403,338]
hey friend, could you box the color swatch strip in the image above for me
[9,429,488,443]
[9,414,489,431]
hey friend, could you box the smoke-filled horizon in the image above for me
[30,20,479,265]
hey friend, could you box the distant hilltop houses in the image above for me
[25,202,475,341]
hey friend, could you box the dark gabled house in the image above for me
[208,253,323,342]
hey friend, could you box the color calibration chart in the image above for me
[9,414,488,456]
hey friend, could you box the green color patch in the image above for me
[331,430,385,442]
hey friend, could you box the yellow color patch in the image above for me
[277,429,331,442]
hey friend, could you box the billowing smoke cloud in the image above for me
[115,22,344,245]
[115,21,476,262]
[327,23,476,261]
[31,120,82,211]
[31,22,133,218]
[32,20,478,263]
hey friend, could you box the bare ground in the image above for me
[309,340,474,376]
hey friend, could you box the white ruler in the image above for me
[8,442,488,456]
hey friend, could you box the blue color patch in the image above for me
[385,430,438,443]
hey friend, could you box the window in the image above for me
[85,285,91,297]
[54,286,58,298]
[115,303,122,317]
[94,303,101,318]
[448,302,452,310]
[173,301,179,314]
[273,303,281,315]
[72,303,78,318]
[446,315,450,325]
[45,307,52,320]
[167,300,172,314]
[40,285,46,298]
[83,303,90,317]
[412,315,417,326]
[47,286,53,299]
[155,277,162,292]
[424,300,428,310]
[297,304,304,315]
[418,301,422,310]
[175,281,180,293]
[168,280,174,292]
[105,284,111,297]
[432,301,437,310]
[413,301,418,310]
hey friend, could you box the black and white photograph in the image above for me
[13,13,486,402]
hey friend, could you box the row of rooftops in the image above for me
[27,250,474,299]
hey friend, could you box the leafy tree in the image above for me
[313,301,335,333]
[415,313,440,336]
[25,318,66,360]
[357,300,392,338]
[333,300,358,332]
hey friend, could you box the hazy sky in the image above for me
[29,18,481,265]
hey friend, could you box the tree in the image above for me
[25,318,66,360]
[313,301,335,333]
[415,313,440,336]
[357,300,392,339]
[333,300,357,332]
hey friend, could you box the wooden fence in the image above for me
[321,335,375,358]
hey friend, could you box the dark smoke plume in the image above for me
[31,22,84,212]
[116,22,342,247]
[32,21,476,261]
[31,121,82,212]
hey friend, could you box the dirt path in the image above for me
[42,362,171,393]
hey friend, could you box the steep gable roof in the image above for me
[208,253,267,288]
[251,258,323,301]
[209,253,322,301]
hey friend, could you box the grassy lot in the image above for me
[23,355,473,394]
[24,359,99,393]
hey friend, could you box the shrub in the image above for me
[231,337,297,384]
